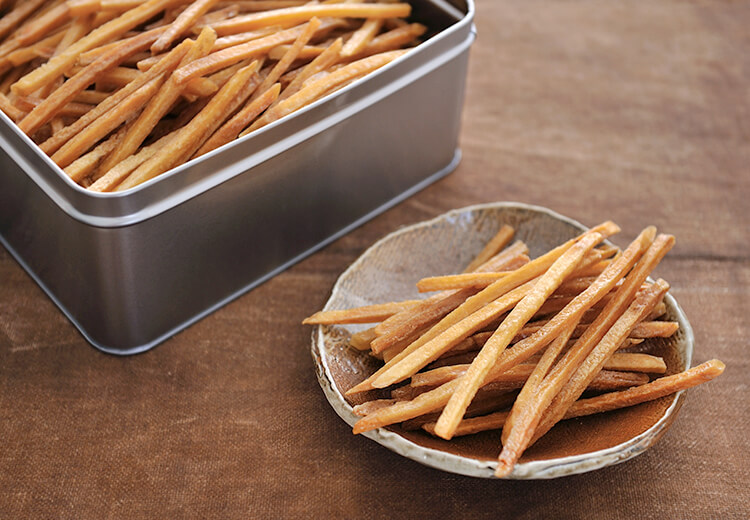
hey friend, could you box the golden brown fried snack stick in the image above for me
[422,360,724,438]
[368,243,530,355]
[529,280,672,445]
[98,28,215,173]
[250,17,320,102]
[462,225,515,274]
[471,228,660,388]
[0,0,49,42]
[18,27,167,136]
[302,300,422,325]
[88,131,179,191]
[63,128,126,182]
[208,3,410,36]
[432,232,606,439]
[39,38,191,155]
[272,37,342,104]
[0,92,24,121]
[115,60,258,190]
[51,77,163,167]
[347,224,619,396]
[192,80,276,156]
[12,0,175,96]
[244,48,408,133]
[173,20,340,84]
[11,2,71,48]
[495,280,672,477]
[151,0,219,53]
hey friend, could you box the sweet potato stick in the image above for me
[347,224,619,396]
[372,240,527,340]
[173,21,334,84]
[462,225,515,274]
[98,29,215,173]
[210,26,281,51]
[433,232,605,439]
[418,248,614,293]
[51,77,163,167]
[494,278,672,478]
[88,131,179,191]
[371,279,539,388]
[302,300,422,325]
[67,0,103,17]
[245,48,409,134]
[12,3,71,48]
[349,327,377,351]
[63,129,126,182]
[416,272,511,293]
[514,320,678,343]
[350,23,426,59]
[209,3,410,36]
[528,280,672,447]
[17,27,167,136]
[424,360,725,437]
[11,0,175,97]
[39,39,191,155]
[273,37,342,105]
[192,80,276,156]
[605,352,666,374]
[217,1,307,11]
[352,378,459,434]
[373,229,618,371]
[369,246,530,357]
[341,18,383,58]
[476,228,661,387]
[250,17,320,102]
[0,92,24,122]
[115,60,258,190]
[151,0,219,53]
[6,32,67,67]
[0,0,49,42]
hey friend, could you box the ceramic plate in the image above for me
[311,202,694,479]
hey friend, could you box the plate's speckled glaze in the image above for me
[311,202,694,479]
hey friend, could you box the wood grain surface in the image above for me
[1,1,748,518]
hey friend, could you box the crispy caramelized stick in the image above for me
[303,300,422,325]
[12,0,174,97]
[115,59,259,190]
[272,37,343,105]
[351,226,650,432]
[209,3,411,36]
[243,48,409,134]
[462,225,515,273]
[423,360,725,439]
[151,0,219,54]
[472,229,661,387]
[495,278,671,477]
[39,39,191,156]
[341,18,383,58]
[17,27,168,136]
[249,17,320,103]
[368,242,530,355]
[97,28,217,173]
[347,224,619,395]
[433,232,606,439]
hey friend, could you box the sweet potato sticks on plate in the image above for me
[303,222,725,477]
[0,0,424,191]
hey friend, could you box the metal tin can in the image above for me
[0,0,475,354]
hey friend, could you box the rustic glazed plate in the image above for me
[311,202,694,479]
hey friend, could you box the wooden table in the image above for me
[1,1,748,517]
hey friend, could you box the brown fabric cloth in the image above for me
[1,1,749,518]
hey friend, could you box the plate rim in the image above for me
[311,201,695,479]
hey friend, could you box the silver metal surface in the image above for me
[0,0,475,354]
